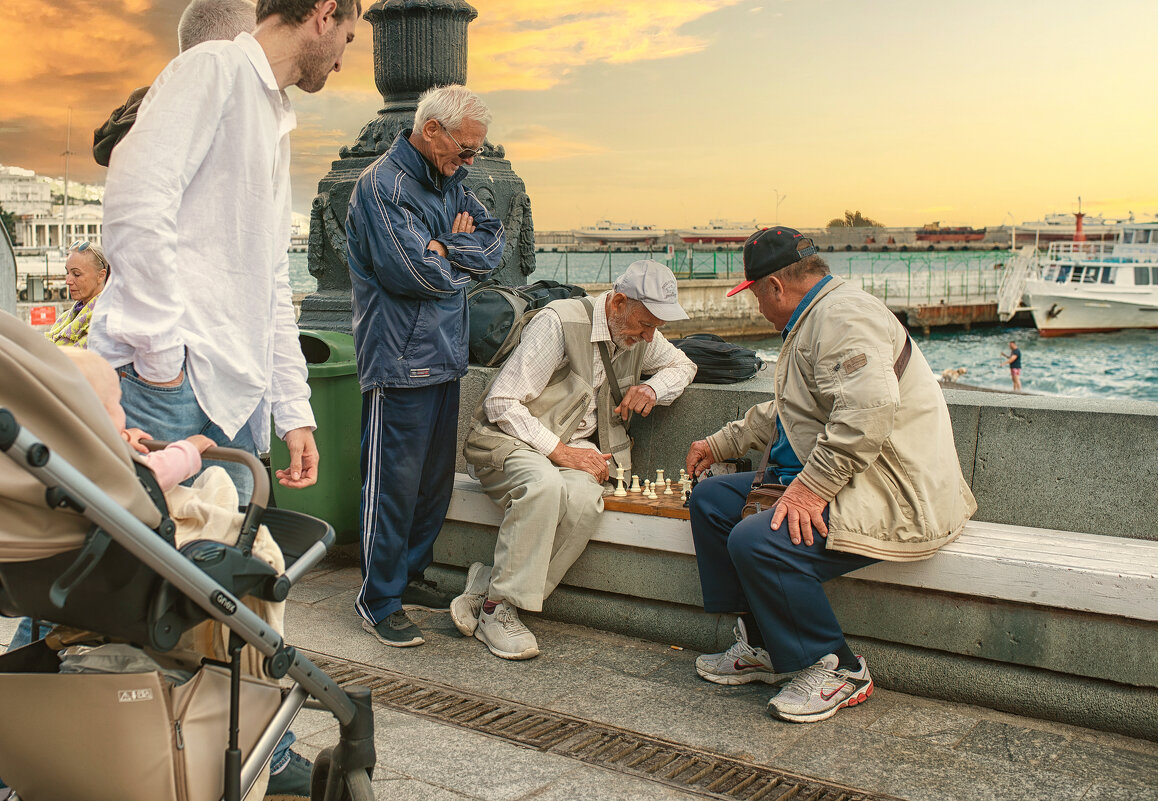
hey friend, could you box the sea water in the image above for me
[746,328,1158,403]
[288,251,1158,403]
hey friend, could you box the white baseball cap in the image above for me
[613,260,689,321]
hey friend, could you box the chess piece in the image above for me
[614,470,627,497]
[655,469,665,489]
[664,478,673,495]
[630,475,641,493]
[648,482,658,500]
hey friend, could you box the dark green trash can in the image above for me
[270,330,362,545]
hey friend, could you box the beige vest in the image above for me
[463,297,649,472]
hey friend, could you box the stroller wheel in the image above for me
[309,748,374,801]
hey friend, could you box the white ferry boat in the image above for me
[571,220,663,245]
[1021,221,1158,336]
[674,219,760,244]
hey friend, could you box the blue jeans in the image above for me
[117,363,258,503]
[116,362,296,769]
[688,472,879,672]
[356,382,459,624]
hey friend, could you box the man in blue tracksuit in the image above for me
[346,85,504,647]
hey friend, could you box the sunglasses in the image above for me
[69,240,110,272]
[437,121,484,160]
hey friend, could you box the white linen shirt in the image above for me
[89,33,314,451]
[483,292,697,456]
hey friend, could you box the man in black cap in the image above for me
[683,227,975,724]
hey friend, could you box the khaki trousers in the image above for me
[476,448,605,611]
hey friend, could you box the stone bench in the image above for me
[447,473,1158,623]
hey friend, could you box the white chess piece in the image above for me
[630,475,641,493]
[655,469,665,489]
[664,478,673,495]
[614,470,627,497]
[647,482,658,500]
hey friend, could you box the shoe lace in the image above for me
[779,663,837,701]
[496,605,531,635]
[724,638,757,662]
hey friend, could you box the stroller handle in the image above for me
[142,441,270,510]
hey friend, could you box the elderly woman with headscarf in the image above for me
[45,240,110,348]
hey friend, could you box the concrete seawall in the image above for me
[435,367,1158,739]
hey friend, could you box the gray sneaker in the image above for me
[767,654,873,723]
[401,576,455,611]
[450,562,493,636]
[362,610,424,648]
[475,601,539,660]
[696,617,794,685]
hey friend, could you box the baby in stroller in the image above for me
[0,310,375,801]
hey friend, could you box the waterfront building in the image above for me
[0,165,52,218]
[15,203,104,250]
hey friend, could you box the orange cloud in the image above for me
[468,0,746,91]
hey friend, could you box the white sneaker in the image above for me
[696,617,793,685]
[475,600,539,660]
[767,654,873,723]
[450,562,492,636]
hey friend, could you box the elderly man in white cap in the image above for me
[458,260,698,660]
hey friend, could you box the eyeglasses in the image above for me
[69,240,109,272]
[437,121,484,160]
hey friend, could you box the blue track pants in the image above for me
[356,381,459,624]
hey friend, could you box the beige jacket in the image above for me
[706,277,976,561]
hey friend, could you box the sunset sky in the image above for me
[2,0,1156,231]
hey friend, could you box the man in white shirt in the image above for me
[92,0,359,498]
[458,261,698,661]
[88,1,360,796]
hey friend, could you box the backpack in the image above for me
[670,333,764,384]
[467,279,588,367]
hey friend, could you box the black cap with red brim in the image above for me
[726,226,818,296]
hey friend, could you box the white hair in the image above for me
[414,85,492,134]
[178,0,256,52]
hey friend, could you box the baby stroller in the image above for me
[0,309,375,801]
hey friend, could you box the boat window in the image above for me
[1135,267,1151,286]
[1100,267,1115,284]
[1083,267,1099,283]
[1058,266,1072,282]
[1069,266,1085,283]
[1153,266,1158,284]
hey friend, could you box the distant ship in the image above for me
[1018,212,1120,245]
[571,220,663,245]
[674,220,761,244]
[915,222,986,243]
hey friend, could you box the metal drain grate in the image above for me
[305,651,901,801]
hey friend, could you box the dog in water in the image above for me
[941,367,968,383]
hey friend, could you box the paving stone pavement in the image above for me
[2,564,1155,801]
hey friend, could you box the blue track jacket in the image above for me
[346,131,505,389]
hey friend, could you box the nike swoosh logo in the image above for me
[820,682,852,701]
[734,660,765,671]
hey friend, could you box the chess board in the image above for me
[603,489,691,520]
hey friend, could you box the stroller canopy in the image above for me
[0,309,161,561]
